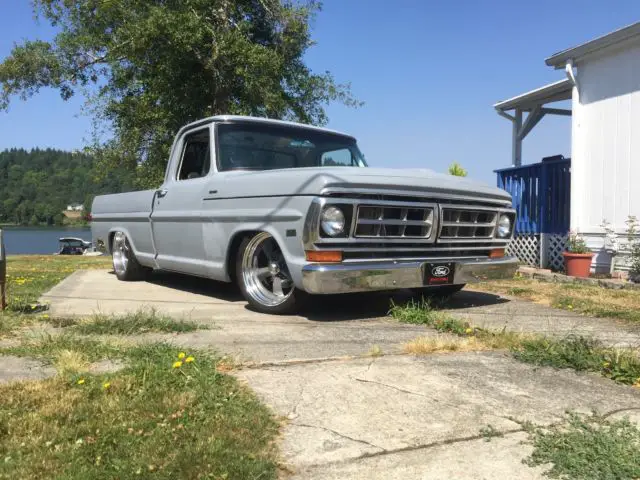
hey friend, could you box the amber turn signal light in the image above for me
[305,250,342,263]
[489,248,505,259]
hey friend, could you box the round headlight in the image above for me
[497,214,512,238]
[321,206,345,236]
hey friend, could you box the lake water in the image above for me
[0,227,92,255]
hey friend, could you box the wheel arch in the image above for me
[107,227,140,256]
[225,230,261,283]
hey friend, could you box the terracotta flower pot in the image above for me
[562,252,594,278]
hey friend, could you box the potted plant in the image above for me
[563,232,594,278]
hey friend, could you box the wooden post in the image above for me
[539,161,549,268]
[0,228,6,310]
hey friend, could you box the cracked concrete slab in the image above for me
[40,270,430,363]
[237,352,640,477]
[443,290,640,347]
[294,431,545,480]
[0,355,55,383]
[39,269,640,478]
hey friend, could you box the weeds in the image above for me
[0,333,124,363]
[71,309,202,335]
[553,295,640,322]
[524,412,640,480]
[367,345,383,357]
[403,336,487,354]
[512,336,640,386]
[389,299,472,335]
[507,286,534,296]
[473,278,640,323]
[394,298,640,387]
[479,424,504,442]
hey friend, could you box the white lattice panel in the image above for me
[508,234,540,267]
[546,234,569,271]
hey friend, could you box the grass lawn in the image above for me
[0,256,280,479]
[0,255,112,336]
[471,276,640,323]
[0,339,278,479]
[3,255,112,311]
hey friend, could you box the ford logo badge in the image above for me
[432,266,450,277]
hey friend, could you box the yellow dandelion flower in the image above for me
[41,314,50,319]
[103,382,111,389]
[465,328,473,334]
[567,305,573,309]
[77,378,85,385]
[172,361,183,369]
[602,362,610,368]
[177,352,186,359]
[185,356,194,363]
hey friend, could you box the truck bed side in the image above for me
[91,190,156,267]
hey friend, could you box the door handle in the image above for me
[156,189,168,198]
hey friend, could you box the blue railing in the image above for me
[496,156,570,234]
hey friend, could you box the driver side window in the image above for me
[177,129,211,180]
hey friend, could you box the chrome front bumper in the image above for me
[301,256,519,294]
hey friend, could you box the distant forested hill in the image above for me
[0,148,132,226]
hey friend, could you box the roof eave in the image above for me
[545,21,640,68]
[494,78,572,112]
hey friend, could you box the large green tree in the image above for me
[0,148,131,225]
[0,0,359,187]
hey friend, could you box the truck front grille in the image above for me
[354,205,434,238]
[439,207,497,239]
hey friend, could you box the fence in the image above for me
[496,156,571,270]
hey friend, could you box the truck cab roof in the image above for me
[178,115,356,141]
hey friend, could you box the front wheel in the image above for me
[236,232,305,314]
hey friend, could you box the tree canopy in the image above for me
[0,0,359,187]
[0,148,131,226]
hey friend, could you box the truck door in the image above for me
[150,126,211,276]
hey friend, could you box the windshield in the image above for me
[216,122,367,171]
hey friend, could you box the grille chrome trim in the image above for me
[437,204,502,242]
[303,196,516,252]
[354,203,436,239]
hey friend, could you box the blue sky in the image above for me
[1,1,639,183]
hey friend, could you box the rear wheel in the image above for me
[111,232,150,281]
[236,232,304,314]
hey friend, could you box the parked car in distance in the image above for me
[92,116,518,314]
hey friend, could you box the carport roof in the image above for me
[493,78,572,112]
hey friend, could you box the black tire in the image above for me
[411,284,465,299]
[235,232,305,315]
[111,231,151,281]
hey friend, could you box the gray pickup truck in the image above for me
[92,116,518,314]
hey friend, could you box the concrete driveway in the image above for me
[40,269,640,479]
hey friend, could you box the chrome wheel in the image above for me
[112,231,129,275]
[241,232,294,307]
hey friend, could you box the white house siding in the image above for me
[571,39,640,271]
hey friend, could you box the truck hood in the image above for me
[219,167,512,204]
